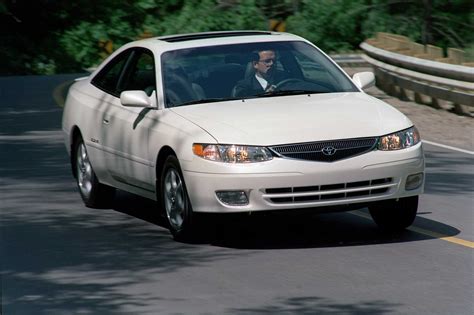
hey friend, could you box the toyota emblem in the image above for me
[322,146,337,156]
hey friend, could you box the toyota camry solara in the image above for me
[62,31,424,240]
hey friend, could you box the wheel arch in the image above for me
[155,145,178,194]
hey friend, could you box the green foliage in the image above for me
[25,55,57,75]
[361,3,422,42]
[2,0,473,74]
[57,0,267,69]
[59,12,137,67]
[0,2,7,14]
[287,0,367,53]
[361,0,474,49]
[145,0,266,35]
[256,0,296,19]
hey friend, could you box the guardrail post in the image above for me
[430,97,442,109]
[398,87,410,101]
[453,103,471,116]
[413,92,433,107]
[414,92,424,104]
[374,68,396,96]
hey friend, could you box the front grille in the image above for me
[264,177,394,204]
[269,137,378,162]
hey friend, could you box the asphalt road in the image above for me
[1,75,473,315]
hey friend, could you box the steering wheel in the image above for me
[275,78,333,93]
[274,78,306,90]
[165,73,197,106]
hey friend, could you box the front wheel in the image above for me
[160,155,197,240]
[369,196,418,231]
[73,137,115,208]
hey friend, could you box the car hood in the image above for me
[170,92,413,145]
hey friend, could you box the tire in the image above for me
[73,136,115,208]
[160,155,197,241]
[369,196,418,231]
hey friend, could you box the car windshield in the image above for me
[161,40,358,107]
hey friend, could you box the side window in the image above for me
[121,51,156,96]
[92,50,131,96]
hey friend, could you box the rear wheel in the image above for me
[73,136,115,208]
[369,196,418,231]
[160,155,197,240]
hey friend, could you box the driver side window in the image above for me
[92,50,132,96]
[121,51,156,96]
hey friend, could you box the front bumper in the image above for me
[181,143,424,213]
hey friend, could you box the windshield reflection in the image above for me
[161,41,358,107]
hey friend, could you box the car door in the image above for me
[92,48,157,193]
[87,49,133,185]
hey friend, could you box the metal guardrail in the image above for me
[330,54,368,67]
[361,42,474,82]
[360,42,474,115]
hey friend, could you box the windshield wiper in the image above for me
[255,90,329,98]
[175,91,328,106]
[176,98,228,106]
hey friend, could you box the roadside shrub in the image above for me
[287,0,366,53]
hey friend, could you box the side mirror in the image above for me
[120,90,154,108]
[353,72,375,90]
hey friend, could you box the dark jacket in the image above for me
[233,71,287,98]
[233,75,265,98]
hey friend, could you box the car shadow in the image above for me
[112,191,461,250]
[228,295,401,315]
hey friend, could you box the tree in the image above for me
[1,0,472,74]
[287,0,367,53]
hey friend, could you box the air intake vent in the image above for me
[264,177,394,204]
[270,137,377,162]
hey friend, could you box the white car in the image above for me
[62,31,424,240]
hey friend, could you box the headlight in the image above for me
[193,143,273,163]
[378,126,420,151]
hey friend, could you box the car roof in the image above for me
[122,31,308,53]
[90,31,314,77]
[156,30,275,42]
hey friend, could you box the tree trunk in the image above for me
[422,0,434,45]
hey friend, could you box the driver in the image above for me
[233,49,284,97]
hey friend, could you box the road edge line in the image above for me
[351,210,474,249]
[423,140,474,155]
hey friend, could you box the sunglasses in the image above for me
[258,58,275,65]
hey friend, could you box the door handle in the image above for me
[103,118,110,125]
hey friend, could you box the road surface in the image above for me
[1,75,473,314]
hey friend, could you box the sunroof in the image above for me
[159,31,274,43]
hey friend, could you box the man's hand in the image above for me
[265,84,277,92]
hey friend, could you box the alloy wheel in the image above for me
[76,142,93,198]
[163,168,186,230]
